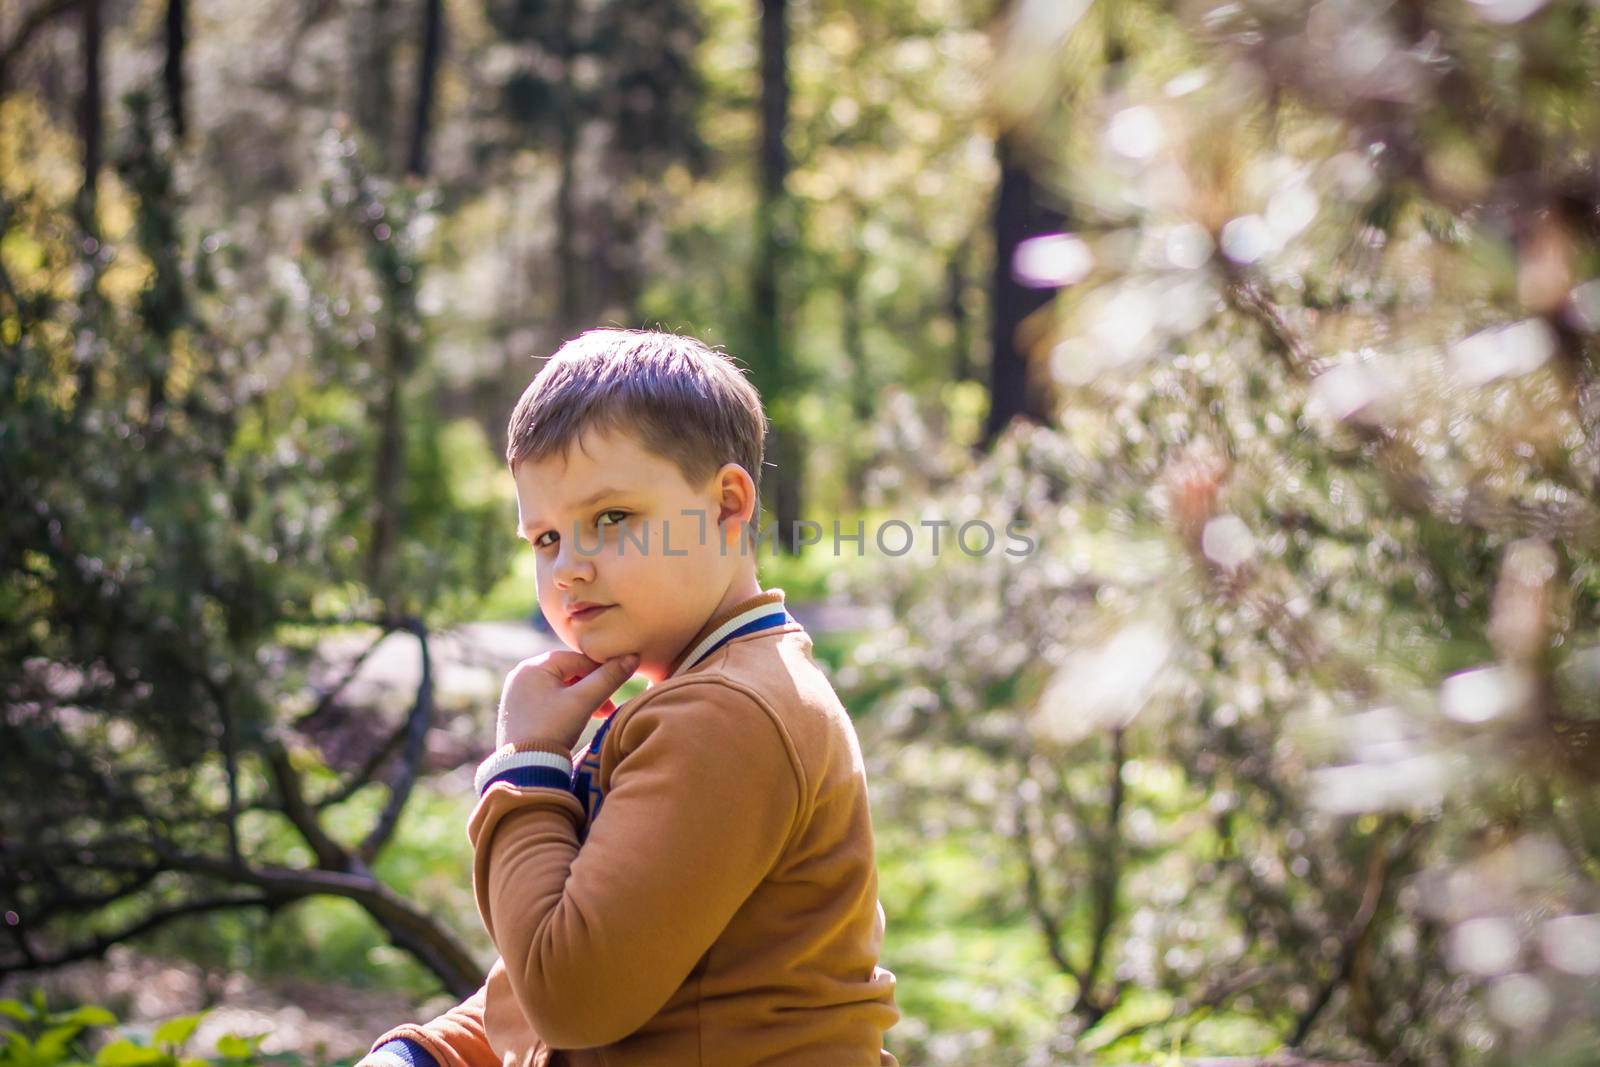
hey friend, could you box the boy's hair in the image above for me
[506,329,768,503]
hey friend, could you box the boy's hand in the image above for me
[495,649,640,751]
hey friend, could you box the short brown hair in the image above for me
[506,329,767,502]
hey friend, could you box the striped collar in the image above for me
[664,587,796,679]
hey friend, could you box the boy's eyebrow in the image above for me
[518,487,632,539]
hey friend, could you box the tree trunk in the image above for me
[554,0,581,334]
[406,0,443,177]
[71,0,103,412]
[982,131,1064,448]
[76,0,102,236]
[164,0,186,139]
[755,0,802,553]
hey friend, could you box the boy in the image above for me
[359,330,900,1066]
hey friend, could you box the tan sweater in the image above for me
[367,588,900,1066]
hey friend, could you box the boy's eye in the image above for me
[531,510,630,550]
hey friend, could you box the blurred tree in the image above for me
[642,0,1000,513]
[0,93,511,996]
[163,0,185,141]
[405,0,443,176]
[74,0,101,241]
[843,0,1600,1064]
[982,130,1062,446]
[479,0,708,333]
[752,0,804,551]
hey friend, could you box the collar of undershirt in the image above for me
[664,587,794,679]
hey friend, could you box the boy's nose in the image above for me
[552,541,597,587]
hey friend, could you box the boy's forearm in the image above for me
[467,681,802,1050]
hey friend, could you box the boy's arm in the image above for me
[360,961,501,1067]
[467,679,802,1050]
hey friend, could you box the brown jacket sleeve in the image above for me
[467,679,804,1050]
[365,963,498,1067]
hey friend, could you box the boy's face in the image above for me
[513,426,756,683]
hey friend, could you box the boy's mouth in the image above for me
[567,603,614,623]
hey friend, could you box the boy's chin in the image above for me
[572,636,627,663]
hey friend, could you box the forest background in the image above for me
[3,0,1600,1065]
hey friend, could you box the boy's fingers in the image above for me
[563,653,640,703]
[533,649,602,679]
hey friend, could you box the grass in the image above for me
[875,820,1078,1062]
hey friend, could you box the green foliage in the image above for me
[0,91,506,984]
[1,993,116,1067]
[0,993,269,1067]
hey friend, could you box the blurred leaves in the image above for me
[842,1,1600,1063]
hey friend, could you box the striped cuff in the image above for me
[367,1039,438,1067]
[474,740,576,796]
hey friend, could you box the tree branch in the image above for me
[293,622,397,731]
[158,849,480,997]
[315,712,410,810]
[1088,963,1286,1050]
[262,733,352,872]
[1287,817,1431,1051]
[358,617,433,863]
[1082,724,1127,1008]
[0,894,277,977]
[1012,766,1085,990]
[200,675,243,864]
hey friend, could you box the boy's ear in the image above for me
[714,462,758,528]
